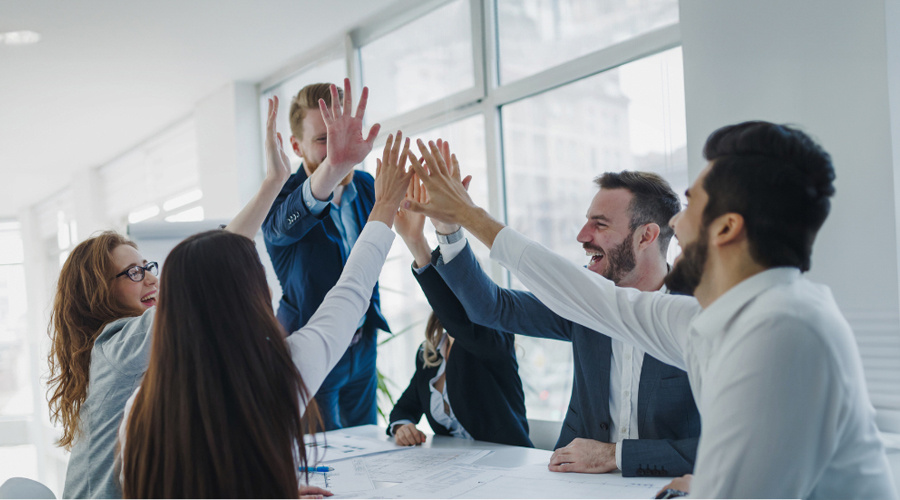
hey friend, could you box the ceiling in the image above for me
[0,0,400,218]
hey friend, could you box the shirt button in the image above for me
[624,390,631,398]
[621,427,628,435]
[625,351,632,361]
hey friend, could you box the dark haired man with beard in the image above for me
[403,122,897,499]
[427,171,700,478]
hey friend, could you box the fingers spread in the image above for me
[330,83,342,118]
[365,123,381,145]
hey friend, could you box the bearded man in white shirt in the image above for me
[402,121,898,499]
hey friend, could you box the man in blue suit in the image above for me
[430,170,700,477]
[263,79,387,430]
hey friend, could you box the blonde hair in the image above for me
[288,83,343,142]
[422,313,445,368]
[47,231,144,449]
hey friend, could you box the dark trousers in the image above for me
[313,322,378,430]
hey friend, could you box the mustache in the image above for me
[583,243,604,254]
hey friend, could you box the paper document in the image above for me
[304,430,403,462]
[302,459,374,495]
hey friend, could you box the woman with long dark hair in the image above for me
[119,97,413,497]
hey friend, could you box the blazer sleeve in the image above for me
[413,263,514,361]
[387,348,427,434]
[433,243,573,342]
[262,178,333,247]
[619,437,698,477]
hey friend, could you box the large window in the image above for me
[260,0,685,423]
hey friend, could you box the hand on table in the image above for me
[548,438,617,473]
[299,485,333,499]
[393,423,427,446]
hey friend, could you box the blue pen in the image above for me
[298,466,333,473]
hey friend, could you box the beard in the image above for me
[585,230,637,284]
[665,226,709,296]
[305,159,354,186]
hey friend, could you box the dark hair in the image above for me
[289,82,342,141]
[122,230,319,498]
[701,121,835,272]
[595,171,681,256]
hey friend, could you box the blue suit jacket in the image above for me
[388,261,532,448]
[435,242,700,477]
[262,167,389,334]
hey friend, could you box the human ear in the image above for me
[290,136,303,158]
[713,213,745,247]
[637,223,660,250]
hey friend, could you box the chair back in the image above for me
[528,418,563,451]
[0,477,55,499]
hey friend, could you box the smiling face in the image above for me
[110,244,158,311]
[576,188,638,285]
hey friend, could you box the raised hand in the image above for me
[265,96,292,186]
[394,172,427,243]
[368,131,413,228]
[223,97,293,238]
[425,139,471,236]
[395,173,432,268]
[319,78,380,174]
[404,139,477,226]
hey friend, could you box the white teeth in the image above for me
[141,291,157,302]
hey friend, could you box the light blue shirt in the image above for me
[301,177,365,330]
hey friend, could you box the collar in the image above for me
[690,267,801,338]
[335,179,358,207]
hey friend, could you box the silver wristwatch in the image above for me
[436,228,464,245]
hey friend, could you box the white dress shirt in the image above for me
[491,226,897,499]
[440,233,643,470]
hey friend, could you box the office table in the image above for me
[306,425,670,498]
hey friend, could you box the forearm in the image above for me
[225,178,284,239]
[401,235,432,269]
[459,206,505,249]
[307,159,349,201]
[368,201,400,228]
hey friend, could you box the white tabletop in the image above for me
[307,425,670,499]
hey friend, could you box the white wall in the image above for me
[680,0,900,432]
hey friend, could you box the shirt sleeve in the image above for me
[301,177,331,216]
[286,221,394,400]
[490,226,697,369]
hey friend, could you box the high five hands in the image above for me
[309,78,381,200]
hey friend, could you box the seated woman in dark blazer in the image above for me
[389,161,532,448]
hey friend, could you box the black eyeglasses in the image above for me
[114,262,159,282]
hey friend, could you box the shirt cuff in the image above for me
[615,440,623,470]
[413,261,433,274]
[301,177,332,216]
[438,234,467,264]
[389,420,414,435]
